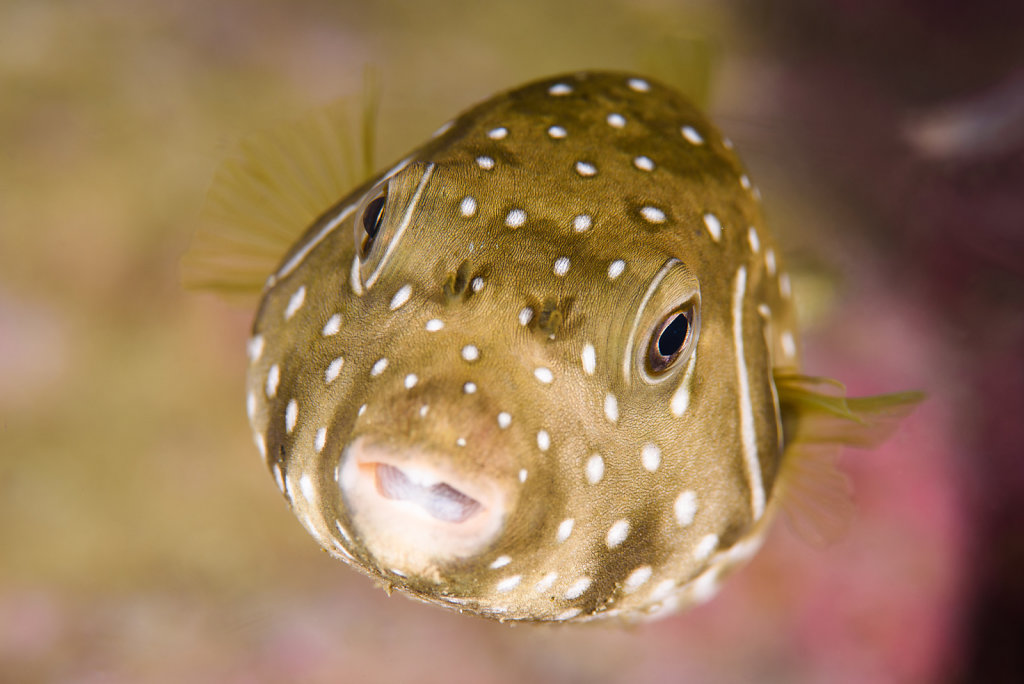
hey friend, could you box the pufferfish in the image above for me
[187,71,920,623]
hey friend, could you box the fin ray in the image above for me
[182,79,378,304]
[774,372,924,547]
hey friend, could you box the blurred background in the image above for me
[2,0,1022,682]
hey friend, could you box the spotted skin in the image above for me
[245,72,799,623]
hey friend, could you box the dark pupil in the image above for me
[657,313,689,358]
[363,196,386,239]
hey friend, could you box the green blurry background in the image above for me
[3,1,1022,682]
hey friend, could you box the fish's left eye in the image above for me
[646,306,695,374]
[358,188,388,258]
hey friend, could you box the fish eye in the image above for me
[646,306,694,374]
[358,188,388,258]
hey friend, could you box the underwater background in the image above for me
[1,0,1022,682]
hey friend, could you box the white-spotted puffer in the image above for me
[196,71,920,623]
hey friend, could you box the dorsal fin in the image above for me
[773,372,924,547]
[181,74,378,304]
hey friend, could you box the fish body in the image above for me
[232,72,909,623]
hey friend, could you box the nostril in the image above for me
[373,463,483,523]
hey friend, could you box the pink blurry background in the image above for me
[1,1,1021,682]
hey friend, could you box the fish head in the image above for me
[247,73,786,621]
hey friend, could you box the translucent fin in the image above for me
[774,372,924,547]
[181,71,379,303]
[776,442,854,548]
[639,33,717,109]
[775,372,925,447]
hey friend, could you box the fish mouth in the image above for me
[371,462,483,523]
[339,438,510,573]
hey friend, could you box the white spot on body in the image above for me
[358,404,367,416]
[733,266,766,520]
[581,343,596,375]
[691,566,722,604]
[607,112,626,128]
[496,575,522,592]
[674,490,698,526]
[634,155,655,171]
[254,433,266,459]
[246,392,257,420]
[534,367,554,384]
[265,364,280,398]
[497,412,512,429]
[471,277,484,292]
[604,393,619,423]
[694,534,719,561]
[556,518,574,542]
[389,284,412,310]
[740,174,752,190]
[608,259,625,280]
[476,155,495,170]
[572,214,591,232]
[463,381,477,394]
[758,303,772,318]
[575,161,597,177]
[670,352,698,417]
[606,520,630,548]
[779,273,792,299]
[284,286,306,320]
[322,314,342,336]
[425,318,444,331]
[370,358,388,376]
[456,437,467,447]
[703,213,723,241]
[404,373,418,389]
[459,196,477,217]
[505,209,526,228]
[285,399,298,434]
[747,227,760,253]
[586,454,604,484]
[681,126,704,145]
[548,125,567,139]
[640,206,666,223]
[628,78,650,92]
[247,335,264,362]
[518,307,534,326]
[519,468,528,482]
[553,257,570,276]
[765,249,777,276]
[548,83,572,95]
[651,579,676,602]
[565,577,592,599]
[325,357,344,384]
[641,443,662,472]
[624,566,652,593]
[461,345,480,362]
[300,473,316,502]
[488,127,508,140]
[490,555,511,569]
[432,120,453,137]
[314,427,327,453]
[535,572,558,593]
[418,404,429,417]
[781,330,797,358]
[537,430,550,452]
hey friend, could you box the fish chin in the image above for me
[339,437,509,575]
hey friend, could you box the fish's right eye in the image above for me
[358,188,388,258]
[646,305,695,375]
